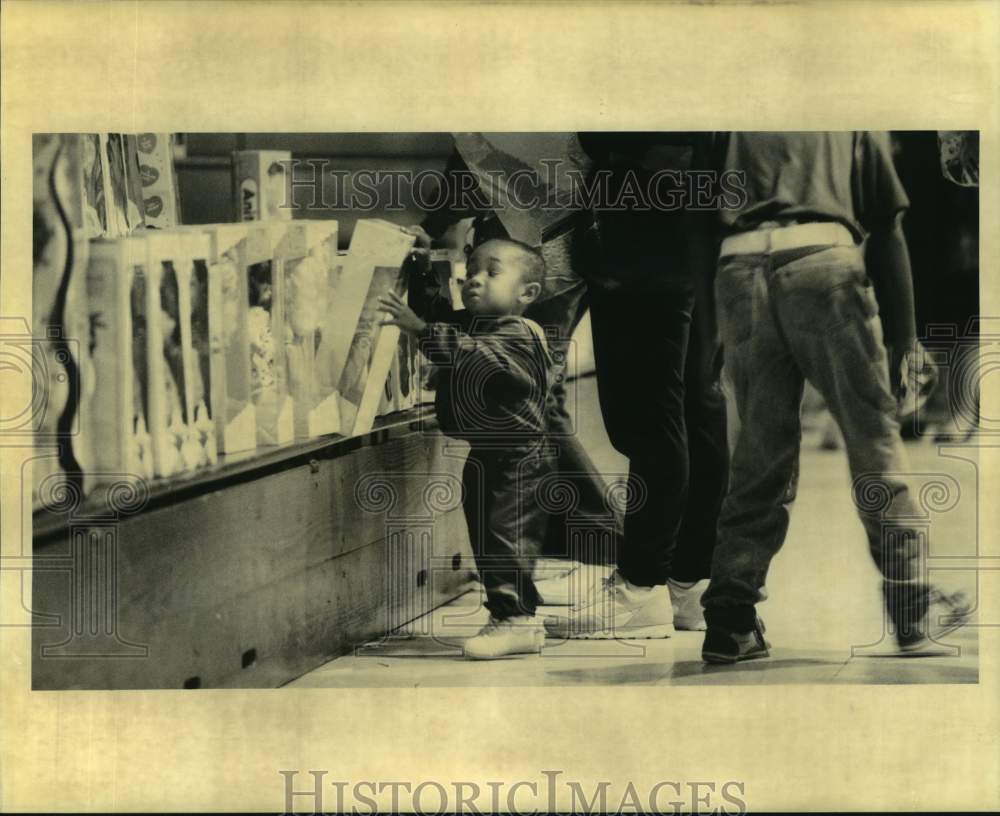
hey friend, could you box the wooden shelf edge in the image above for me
[33,406,440,542]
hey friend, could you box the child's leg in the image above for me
[701,255,806,632]
[463,448,545,620]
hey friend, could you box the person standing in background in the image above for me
[545,132,730,638]
[700,131,971,663]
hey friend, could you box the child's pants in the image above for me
[462,444,550,620]
[702,244,923,630]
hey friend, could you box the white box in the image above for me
[206,223,257,454]
[246,224,294,446]
[233,150,293,222]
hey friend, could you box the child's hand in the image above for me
[403,225,432,274]
[404,224,432,250]
[378,290,427,335]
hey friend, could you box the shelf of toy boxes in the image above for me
[32,408,442,541]
[32,212,452,542]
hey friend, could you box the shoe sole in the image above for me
[898,616,970,654]
[545,623,675,640]
[702,648,770,665]
[463,632,545,660]
[673,617,707,631]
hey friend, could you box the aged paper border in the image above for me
[2,0,998,811]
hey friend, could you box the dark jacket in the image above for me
[574,131,720,293]
[419,311,551,447]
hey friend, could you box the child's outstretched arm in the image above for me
[379,292,540,390]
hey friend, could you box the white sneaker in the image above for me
[544,571,674,639]
[534,563,582,606]
[667,579,709,631]
[463,615,546,660]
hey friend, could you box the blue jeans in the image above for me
[702,245,923,629]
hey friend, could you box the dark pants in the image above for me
[702,245,924,630]
[525,231,622,562]
[588,281,729,586]
[462,445,549,620]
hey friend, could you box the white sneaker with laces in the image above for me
[544,571,674,639]
[463,615,546,660]
[667,578,709,631]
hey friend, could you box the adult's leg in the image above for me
[671,283,730,583]
[527,238,620,562]
[588,282,694,587]
[773,247,925,617]
[701,255,805,631]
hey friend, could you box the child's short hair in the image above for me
[470,237,546,291]
[507,239,546,290]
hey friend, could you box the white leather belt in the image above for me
[720,222,856,258]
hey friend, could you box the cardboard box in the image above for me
[145,231,202,477]
[233,150,293,222]
[277,220,342,438]
[135,133,182,229]
[80,133,108,239]
[100,133,137,238]
[176,231,217,466]
[122,134,148,232]
[303,221,341,436]
[206,223,257,454]
[246,224,294,446]
[84,237,155,482]
[335,219,415,435]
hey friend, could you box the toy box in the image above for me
[206,223,256,454]
[246,224,294,446]
[277,220,341,438]
[176,231,217,466]
[84,236,155,482]
[335,220,415,435]
[233,150,293,222]
[145,231,201,477]
[135,132,182,229]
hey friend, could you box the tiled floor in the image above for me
[288,377,981,688]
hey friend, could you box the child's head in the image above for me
[462,238,545,317]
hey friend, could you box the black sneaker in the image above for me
[702,616,771,664]
[884,581,973,653]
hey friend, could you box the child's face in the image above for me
[462,240,539,316]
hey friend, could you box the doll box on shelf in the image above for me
[245,223,294,446]
[335,219,416,436]
[275,220,342,438]
[206,223,257,454]
[135,133,181,229]
[233,150,293,223]
[84,236,156,483]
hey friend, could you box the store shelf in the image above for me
[32,406,438,541]
[31,406,476,690]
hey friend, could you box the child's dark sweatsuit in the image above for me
[420,313,553,620]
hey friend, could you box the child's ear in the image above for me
[520,281,542,303]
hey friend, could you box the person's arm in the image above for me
[866,210,917,350]
[419,148,483,241]
[866,211,936,405]
[378,292,539,390]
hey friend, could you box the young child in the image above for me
[701,132,971,663]
[378,238,553,659]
